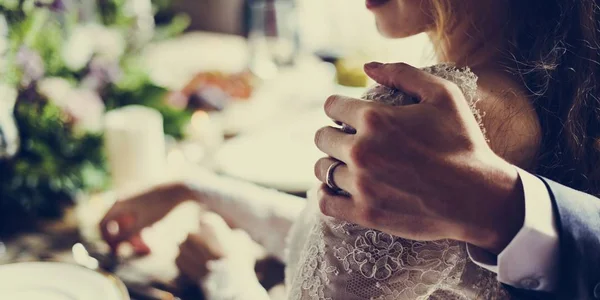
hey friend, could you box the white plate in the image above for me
[0,262,127,300]
[214,84,367,193]
[215,108,329,193]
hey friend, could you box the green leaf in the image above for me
[152,13,190,41]
[0,95,108,221]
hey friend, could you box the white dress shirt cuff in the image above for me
[467,167,559,292]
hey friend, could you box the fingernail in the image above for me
[364,62,383,70]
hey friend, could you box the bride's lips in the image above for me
[366,0,391,9]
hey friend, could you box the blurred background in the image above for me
[0,0,435,299]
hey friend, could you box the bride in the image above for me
[101,0,600,299]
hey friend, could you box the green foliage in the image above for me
[97,0,127,26]
[104,68,191,139]
[0,0,191,226]
[152,12,190,41]
[0,96,107,220]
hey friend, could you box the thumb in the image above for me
[364,62,458,106]
[364,62,402,89]
[129,233,151,256]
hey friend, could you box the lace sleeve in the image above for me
[179,166,306,262]
[201,259,272,300]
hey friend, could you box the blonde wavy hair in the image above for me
[426,0,600,196]
[430,0,453,58]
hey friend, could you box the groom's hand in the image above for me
[314,62,525,254]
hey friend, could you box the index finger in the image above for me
[323,95,370,129]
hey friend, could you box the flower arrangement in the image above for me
[0,0,191,230]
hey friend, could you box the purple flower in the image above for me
[188,85,230,111]
[34,0,67,12]
[16,46,45,87]
[59,88,106,132]
[81,58,122,91]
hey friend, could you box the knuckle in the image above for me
[359,206,382,226]
[314,127,327,146]
[370,197,389,211]
[435,81,461,100]
[391,62,410,73]
[361,107,382,131]
[354,174,373,198]
[314,158,328,180]
[349,141,369,168]
[324,95,340,115]
[314,162,321,180]
[318,199,330,216]
[317,191,330,216]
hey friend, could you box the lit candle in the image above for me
[184,110,224,168]
[104,105,166,193]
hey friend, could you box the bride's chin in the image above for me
[375,21,414,39]
[375,21,395,38]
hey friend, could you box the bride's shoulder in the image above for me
[471,67,542,169]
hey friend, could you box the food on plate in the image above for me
[166,71,255,112]
[183,71,255,100]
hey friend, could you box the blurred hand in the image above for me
[100,183,189,255]
[175,212,258,283]
[314,62,525,254]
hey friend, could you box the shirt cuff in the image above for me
[467,166,559,292]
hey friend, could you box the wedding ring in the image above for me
[326,160,344,193]
[331,118,357,134]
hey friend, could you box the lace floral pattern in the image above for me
[285,64,511,300]
[287,196,339,300]
[328,221,467,300]
[332,227,404,281]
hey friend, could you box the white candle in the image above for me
[104,105,166,193]
[183,110,224,169]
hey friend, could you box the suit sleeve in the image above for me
[534,178,600,300]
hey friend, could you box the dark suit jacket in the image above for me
[505,178,600,299]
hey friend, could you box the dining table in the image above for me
[0,200,286,300]
[0,202,206,300]
[0,30,435,299]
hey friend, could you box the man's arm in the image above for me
[312,62,600,299]
[538,177,600,300]
[470,174,600,300]
[467,168,559,293]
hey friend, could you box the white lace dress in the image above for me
[191,65,512,300]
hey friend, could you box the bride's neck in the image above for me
[430,2,511,69]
